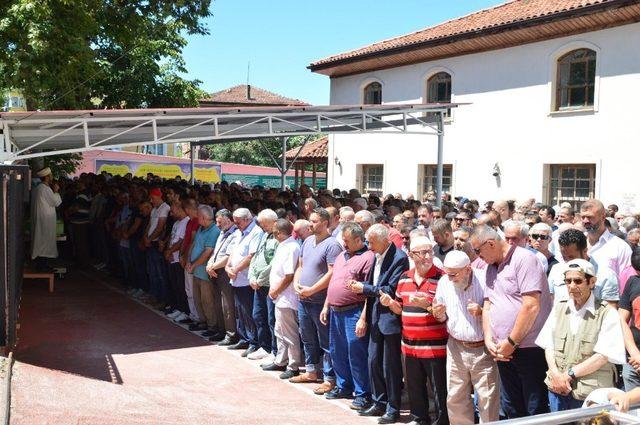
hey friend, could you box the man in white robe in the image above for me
[31,167,62,270]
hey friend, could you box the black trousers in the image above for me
[368,331,403,415]
[168,262,188,313]
[405,355,449,425]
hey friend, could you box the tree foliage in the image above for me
[0,0,212,110]
[203,136,327,171]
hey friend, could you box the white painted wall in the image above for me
[327,23,640,210]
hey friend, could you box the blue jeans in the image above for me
[329,305,370,397]
[253,286,274,353]
[548,391,583,412]
[298,301,334,381]
[145,246,168,302]
[497,347,550,418]
[234,285,257,347]
[623,362,640,391]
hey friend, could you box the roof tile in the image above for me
[200,85,309,106]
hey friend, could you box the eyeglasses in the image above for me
[473,240,491,254]
[410,250,432,258]
[564,278,587,285]
[530,234,550,241]
[454,217,466,222]
[447,270,463,279]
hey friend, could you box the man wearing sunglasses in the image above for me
[547,229,619,308]
[535,259,625,411]
[528,223,558,276]
[470,225,552,419]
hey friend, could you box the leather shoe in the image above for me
[279,369,299,380]
[241,346,258,357]
[217,336,238,346]
[378,413,399,424]
[227,341,249,350]
[261,363,286,371]
[188,323,207,331]
[358,405,385,417]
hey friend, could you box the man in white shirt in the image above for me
[262,219,302,379]
[225,208,264,356]
[581,199,632,279]
[433,251,499,425]
[536,259,625,412]
[31,167,62,271]
[164,201,191,323]
[144,188,170,306]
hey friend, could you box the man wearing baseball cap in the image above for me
[535,258,625,411]
[432,250,499,424]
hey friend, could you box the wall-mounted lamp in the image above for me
[334,156,341,167]
[492,163,501,177]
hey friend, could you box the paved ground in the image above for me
[9,270,396,424]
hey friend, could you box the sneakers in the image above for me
[350,396,372,410]
[260,354,275,367]
[167,310,181,319]
[261,363,286,372]
[241,346,259,358]
[325,387,353,400]
[247,348,270,360]
[173,312,189,322]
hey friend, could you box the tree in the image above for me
[0,1,211,110]
[203,135,327,171]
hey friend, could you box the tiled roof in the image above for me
[199,85,309,106]
[310,0,622,68]
[285,136,328,160]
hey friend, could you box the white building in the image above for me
[309,0,640,210]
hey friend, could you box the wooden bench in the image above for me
[23,271,55,293]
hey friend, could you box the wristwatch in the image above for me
[507,336,520,349]
[567,368,576,381]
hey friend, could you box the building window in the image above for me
[363,82,382,105]
[549,164,595,209]
[360,164,384,196]
[422,164,452,195]
[556,49,596,110]
[427,72,452,118]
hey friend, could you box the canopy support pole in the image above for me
[281,137,287,191]
[190,143,195,185]
[435,111,444,208]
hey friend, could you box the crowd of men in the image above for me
[29,168,640,424]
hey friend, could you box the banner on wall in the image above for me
[222,173,327,189]
[95,159,222,183]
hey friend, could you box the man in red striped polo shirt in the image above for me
[381,236,449,425]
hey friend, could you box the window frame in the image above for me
[420,164,453,196]
[362,82,382,105]
[555,49,596,111]
[360,164,384,196]
[548,41,601,114]
[547,163,596,210]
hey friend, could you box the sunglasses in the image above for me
[564,278,587,285]
[454,217,467,223]
[473,240,490,255]
[530,234,549,241]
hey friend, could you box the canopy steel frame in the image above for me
[0,103,459,205]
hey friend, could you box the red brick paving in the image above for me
[10,271,382,424]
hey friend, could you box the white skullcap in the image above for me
[443,250,470,269]
[410,236,433,251]
[36,167,52,178]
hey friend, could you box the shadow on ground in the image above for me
[14,271,209,383]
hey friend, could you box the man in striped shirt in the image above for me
[433,251,499,425]
[381,236,449,425]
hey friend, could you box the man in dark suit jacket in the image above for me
[349,224,409,424]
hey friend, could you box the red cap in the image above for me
[149,188,162,198]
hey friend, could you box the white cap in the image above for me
[36,167,52,178]
[410,236,433,251]
[443,250,470,269]
[564,259,596,277]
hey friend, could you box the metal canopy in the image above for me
[0,103,457,162]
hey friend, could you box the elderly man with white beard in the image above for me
[432,251,500,425]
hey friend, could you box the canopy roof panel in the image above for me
[0,103,458,161]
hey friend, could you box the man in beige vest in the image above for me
[535,259,625,411]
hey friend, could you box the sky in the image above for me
[183,0,507,105]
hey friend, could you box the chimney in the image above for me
[246,84,252,100]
